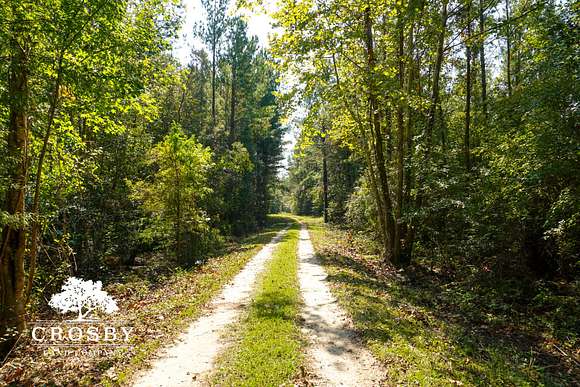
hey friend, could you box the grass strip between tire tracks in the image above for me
[211,222,303,386]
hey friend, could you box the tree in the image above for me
[198,0,229,131]
[322,129,329,223]
[226,17,257,145]
[479,0,488,122]
[465,0,473,172]
[505,0,512,96]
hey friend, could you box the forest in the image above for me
[0,0,578,385]
[284,0,578,271]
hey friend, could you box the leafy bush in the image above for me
[345,175,377,232]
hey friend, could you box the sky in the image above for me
[172,0,300,174]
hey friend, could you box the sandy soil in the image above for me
[132,228,288,387]
[297,225,385,386]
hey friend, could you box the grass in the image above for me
[300,216,578,387]
[211,222,303,386]
[0,215,293,386]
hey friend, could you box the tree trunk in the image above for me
[401,14,418,265]
[172,153,182,263]
[394,19,406,264]
[0,25,30,356]
[212,38,217,130]
[26,54,64,304]
[404,58,417,217]
[425,0,448,155]
[229,63,236,144]
[505,0,512,96]
[331,51,390,248]
[406,0,448,259]
[384,107,392,162]
[479,0,488,122]
[465,2,472,172]
[322,133,329,223]
[364,7,396,263]
[515,27,521,88]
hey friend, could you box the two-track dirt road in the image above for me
[132,224,384,386]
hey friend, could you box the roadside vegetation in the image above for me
[0,217,291,385]
[211,223,303,386]
[302,216,578,386]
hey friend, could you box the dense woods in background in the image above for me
[0,0,284,354]
[281,0,578,274]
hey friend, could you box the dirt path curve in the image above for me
[132,228,288,387]
[298,225,385,386]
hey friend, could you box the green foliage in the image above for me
[0,0,285,278]
[288,140,323,215]
[478,3,580,276]
[210,141,256,235]
[130,123,214,261]
[345,175,377,232]
[220,142,254,175]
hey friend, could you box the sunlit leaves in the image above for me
[130,123,214,246]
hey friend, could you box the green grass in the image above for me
[300,216,577,387]
[211,223,303,386]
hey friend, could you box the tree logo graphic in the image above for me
[48,277,119,321]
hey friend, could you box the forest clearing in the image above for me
[0,0,578,385]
